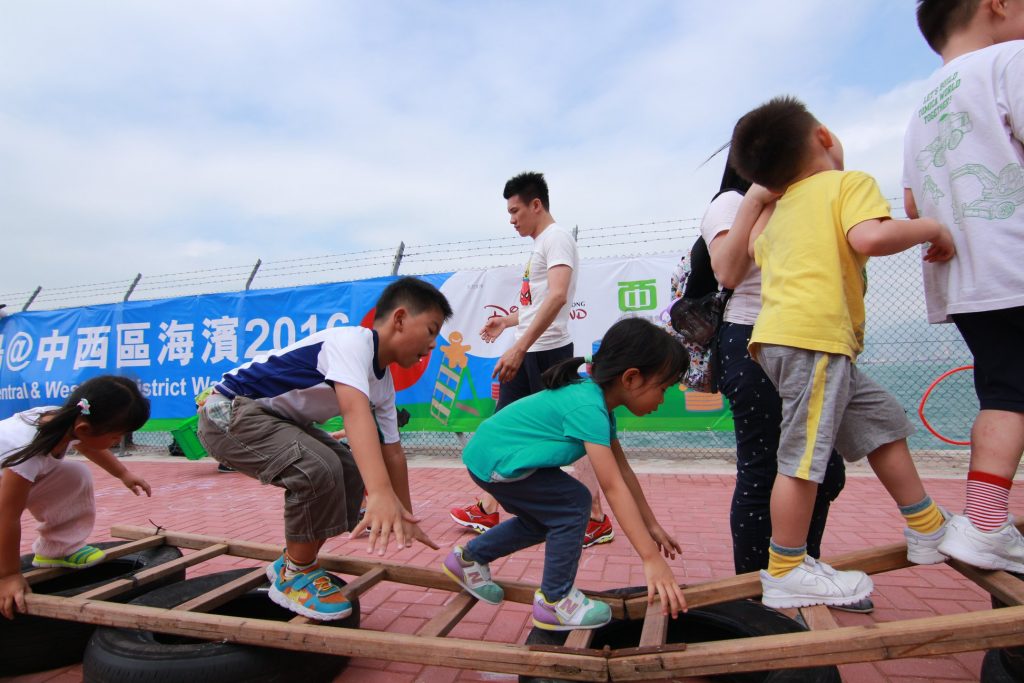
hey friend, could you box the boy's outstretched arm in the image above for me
[847,216,955,262]
[380,441,438,549]
[587,443,686,616]
[336,384,420,555]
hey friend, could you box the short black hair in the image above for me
[729,95,819,191]
[375,276,453,322]
[917,0,981,53]
[503,171,550,212]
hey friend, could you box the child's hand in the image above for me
[746,183,782,206]
[401,516,439,551]
[648,524,682,560]
[352,492,422,555]
[120,472,152,497]
[924,224,955,263]
[0,573,29,620]
[642,556,687,618]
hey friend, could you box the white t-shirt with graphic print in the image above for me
[902,40,1024,323]
[515,223,578,352]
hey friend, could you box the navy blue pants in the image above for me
[717,322,846,574]
[495,342,574,411]
[464,468,590,601]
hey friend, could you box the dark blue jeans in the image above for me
[717,322,846,574]
[464,468,590,601]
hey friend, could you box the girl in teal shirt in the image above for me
[443,317,689,631]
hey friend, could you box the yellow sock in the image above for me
[902,498,944,535]
[767,545,806,578]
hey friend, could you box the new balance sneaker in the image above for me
[904,507,951,565]
[449,502,499,533]
[532,587,612,631]
[267,557,353,621]
[32,544,106,569]
[760,556,873,609]
[582,515,615,548]
[442,546,504,604]
[937,514,1024,574]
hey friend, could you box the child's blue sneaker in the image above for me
[442,546,504,605]
[267,558,353,621]
[265,553,286,583]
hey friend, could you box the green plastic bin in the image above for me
[171,415,208,461]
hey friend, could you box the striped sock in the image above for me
[899,496,945,535]
[767,540,807,578]
[966,471,1012,532]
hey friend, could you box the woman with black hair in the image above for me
[699,162,860,607]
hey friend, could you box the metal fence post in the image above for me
[124,273,142,302]
[245,259,262,291]
[22,287,41,312]
[572,225,579,240]
[391,242,406,276]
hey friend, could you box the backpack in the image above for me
[664,236,732,393]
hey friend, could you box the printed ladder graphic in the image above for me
[429,332,479,425]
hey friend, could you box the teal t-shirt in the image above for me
[462,380,617,483]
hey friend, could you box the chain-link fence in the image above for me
[3,212,975,464]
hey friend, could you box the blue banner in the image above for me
[0,273,452,419]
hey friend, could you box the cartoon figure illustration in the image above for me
[922,175,945,206]
[915,112,972,171]
[430,331,479,425]
[950,162,1024,223]
[519,259,532,307]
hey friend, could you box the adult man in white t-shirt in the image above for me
[449,172,614,547]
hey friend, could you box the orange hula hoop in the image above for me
[917,365,974,446]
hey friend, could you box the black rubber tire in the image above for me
[520,593,841,683]
[0,540,185,675]
[981,648,1021,683]
[986,570,1024,681]
[83,567,360,683]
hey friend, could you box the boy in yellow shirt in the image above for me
[729,96,956,608]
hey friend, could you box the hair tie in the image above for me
[77,398,91,415]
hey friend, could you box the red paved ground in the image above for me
[3,457,1021,682]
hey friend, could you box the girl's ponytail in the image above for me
[2,375,150,469]
[541,356,588,390]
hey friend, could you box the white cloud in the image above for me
[0,1,941,302]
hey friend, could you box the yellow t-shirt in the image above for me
[750,170,890,360]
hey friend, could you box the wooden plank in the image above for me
[23,535,165,586]
[174,567,268,613]
[609,604,1024,681]
[77,544,229,601]
[417,592,476,638]
[24,594,609,682]
[564,629,596,649]
[111,525,625,619]
[799,605,839,631]
[340,566,387,600]
[950,561,1024,606]
[638,608,669,648]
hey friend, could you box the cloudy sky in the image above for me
[0,1,939,301]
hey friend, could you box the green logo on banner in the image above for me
[617,279,657,312]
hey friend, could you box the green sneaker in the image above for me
[32,544,106,569]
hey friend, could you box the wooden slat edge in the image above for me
[174,567,268,613]
[417,592,476,638]
[78,544,229,601]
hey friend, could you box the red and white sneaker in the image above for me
[450,502,499,533]
[583,515,615,548]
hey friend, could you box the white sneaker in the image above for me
[760,556,873,609]
[904,507,950,565]
[936,514,1024,573]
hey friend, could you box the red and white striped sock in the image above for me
[965,471,1013,532]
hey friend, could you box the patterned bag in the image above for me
[663,237,731,393]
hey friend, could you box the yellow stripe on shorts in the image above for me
[797,353,830,479]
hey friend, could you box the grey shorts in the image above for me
[757,345,914,483]
[197,394,364,543]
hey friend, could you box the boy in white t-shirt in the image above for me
[903,0,1024,572]
[449,172,614,548]
[198,277,452,620]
